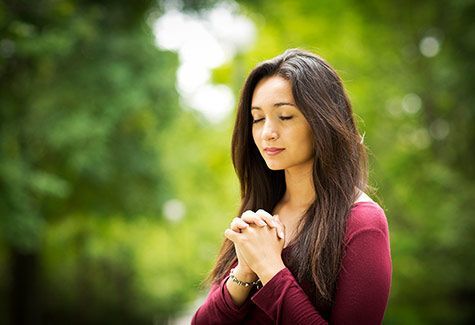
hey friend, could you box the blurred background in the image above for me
[1,0,474,324]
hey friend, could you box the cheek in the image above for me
[252,128,260,147]
[296,126,314,152]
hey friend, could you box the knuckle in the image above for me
[238,219,248,227]
[256,210,272,222]
[256,209,272,217]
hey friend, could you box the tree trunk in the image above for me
[9,247,40,325]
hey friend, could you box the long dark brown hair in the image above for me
[205,48,368,303]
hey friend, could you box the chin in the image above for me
[265,161,286,171]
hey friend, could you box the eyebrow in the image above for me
[251,102,296,111]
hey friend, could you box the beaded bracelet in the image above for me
[229,268,262,288]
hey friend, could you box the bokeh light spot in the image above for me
[419,36,441,58]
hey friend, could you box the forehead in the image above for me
[251,76,294,107]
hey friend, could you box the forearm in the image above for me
[225,267,258,306]
[192,267,254,325]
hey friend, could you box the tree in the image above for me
[0,0,180,323]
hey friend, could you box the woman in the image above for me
[192,49,392,324]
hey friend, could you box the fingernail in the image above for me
[279,231,285,238]
[259,220,266,226]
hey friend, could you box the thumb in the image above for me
[273,214,285,240]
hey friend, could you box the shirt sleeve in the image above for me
[191,270,254,325]
[251,228,392,325]
[330,228,392,324]
[251,268,328,324]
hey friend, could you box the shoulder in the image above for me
[345,201,389,243]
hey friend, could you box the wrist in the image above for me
[257,262,286,285]
[233,265,258,282]
[229,268,262,289]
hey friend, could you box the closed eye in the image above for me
[280,116,293,121]
[252,116,293,124]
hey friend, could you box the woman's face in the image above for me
[251,76,314,171]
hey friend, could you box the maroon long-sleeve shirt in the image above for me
[192,201,392,324]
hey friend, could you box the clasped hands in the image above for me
[224,209,287,285]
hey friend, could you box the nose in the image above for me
[261,118,279,141]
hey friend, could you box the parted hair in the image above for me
[205,48,368,303]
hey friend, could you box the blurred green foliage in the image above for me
[0,0,193,323]
[0,0,474,324]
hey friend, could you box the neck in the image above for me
[282,160,315,209]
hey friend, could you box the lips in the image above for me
[264,147,285,156]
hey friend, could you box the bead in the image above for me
[229,268,262,288]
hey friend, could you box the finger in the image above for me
[224,229,239,242]
[256,209,278,228]
[241,210,266,227]
[274,214,286,239]
[230,217,249,232]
